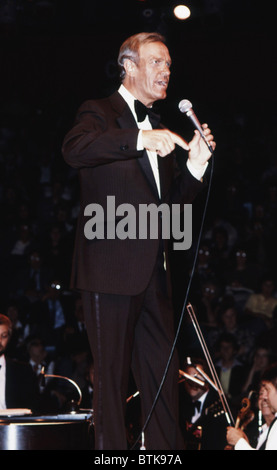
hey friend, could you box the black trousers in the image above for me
[81,257,183,450]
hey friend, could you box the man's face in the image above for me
[222,308,237,330]
[0,325,10,356]
[258,390,276,419]
[261,381,277,413]
[183,365,207,401]
[219,341,235,362]
[127,41,171,107]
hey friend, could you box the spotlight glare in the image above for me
[173,4,191,20]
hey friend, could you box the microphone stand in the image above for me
[186,303,235,426]
[40,366,83,410]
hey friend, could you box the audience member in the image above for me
[24,335,66,412]
[224,246,262,292]
[192,279,222,327]
[190,242,217,287]
[208,298,255,363]
[30,279,72,354]
[41,223,70,283]
[62,295,90,355]
[256,306,277,359]
[244,277,277,330]
[215,333,247,407]
[10,223,33,258]
[13,250,53,302]
[242,345,274,395]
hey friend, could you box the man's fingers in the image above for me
[190,128,215,151]
[142,129,189,157]
[170,132,189,151]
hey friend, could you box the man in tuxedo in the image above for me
[227,362,277,450]
[0,314,39,411]
[179,358,228,449]
[62,32,215,450]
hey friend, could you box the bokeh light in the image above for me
[173,4,191,20]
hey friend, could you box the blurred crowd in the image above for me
[0,104,277,429]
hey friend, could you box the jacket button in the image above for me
[120,144,129,151]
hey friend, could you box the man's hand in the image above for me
[141,124,216,167]
[188,123,215,171]
[226,427,249,447]
[141,129,189,157]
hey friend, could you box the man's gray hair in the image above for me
[117,32,166,82]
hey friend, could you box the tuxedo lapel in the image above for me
[149,110,161,129]
[158,153,175,202]
[5,358,16,407]
[138,150,160,200]
[111,91,161,200]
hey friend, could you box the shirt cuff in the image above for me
[137,132,209,179]
[137,130,144,151]
[235,438,254,451]
[186,159,208,181]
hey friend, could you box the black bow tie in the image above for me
[134,100,150,122]
[134,100,161,128]
[194,400,201,412]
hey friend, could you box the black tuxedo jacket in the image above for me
[179,389,228,450]
[62,91,204,296]
[5,357,40,410]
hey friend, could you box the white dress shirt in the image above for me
[265,418,277,450]
[0,355,7,410]
[235,418,277,450]
[118,84,207,200]
[191,391,208,423]
[256,423,270,450]
[118,84,161,197]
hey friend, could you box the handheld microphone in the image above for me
[178,99,213,153]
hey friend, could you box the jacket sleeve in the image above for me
[62,100,142,169]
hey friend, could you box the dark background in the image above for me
[1,0,276,138]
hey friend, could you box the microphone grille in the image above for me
[178,99,192,113]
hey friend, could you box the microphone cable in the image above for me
[131,146,215,450]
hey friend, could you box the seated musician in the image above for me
[0,314,40,411]
[227,363,277,450]
[179,357,228,450]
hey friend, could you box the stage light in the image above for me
[173,4,191,20]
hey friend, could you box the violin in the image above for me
[224,397,255,450]
[235,397,255,431]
